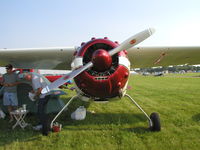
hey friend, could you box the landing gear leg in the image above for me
[50,95,78,128]
[125,94,161,131]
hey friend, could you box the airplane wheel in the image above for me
[149,112,161,131]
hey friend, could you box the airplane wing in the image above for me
[0,46,200,70]
[0,47,76,70]
[128,46,200,68]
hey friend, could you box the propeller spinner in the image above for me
[92,49,112,72]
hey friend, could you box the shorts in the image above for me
[3,92,18,106]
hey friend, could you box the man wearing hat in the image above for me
[1,64,20,122]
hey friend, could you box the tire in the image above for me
[150,112,161,131]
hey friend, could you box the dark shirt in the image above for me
[3,72,19,93]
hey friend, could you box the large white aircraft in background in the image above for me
[1,28,200,131]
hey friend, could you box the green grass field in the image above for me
[0,73,200,150]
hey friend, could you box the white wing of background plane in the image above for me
[128,46,200,68]
[0,47,76,70]
[0,46,200,70]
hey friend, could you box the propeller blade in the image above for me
[41,28,155,94]
[109,28,155,56]
[41,62,93,94]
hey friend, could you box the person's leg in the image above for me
[33,97,46,130]
[3,92,13,121]
[42,95,51,135]
[37,95,50,135]
[7,105,13,121]
[9,93,18,121]
[42,113,50,136]
[37,98,46,125]
[10,93,18,109]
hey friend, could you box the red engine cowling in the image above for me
[73,38,130,100]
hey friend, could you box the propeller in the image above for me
[41,28,155,94]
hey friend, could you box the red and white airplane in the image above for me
[1,28,200,131]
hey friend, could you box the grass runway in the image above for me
[0,73,200,150]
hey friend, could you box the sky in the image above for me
[0,0,200,73]
[0,0,200,49]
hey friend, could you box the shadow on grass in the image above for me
[63,127,151,134]
[122,127,149,133]
[0,96,151,147]
[0,114,43,147]
[192,113,200,122]
[0,112,150,146]
[59,112,148,126]
[48,97,151,133]
[63,126,149,134]
[57,112,151,134]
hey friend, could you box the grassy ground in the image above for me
[0,73,200,150]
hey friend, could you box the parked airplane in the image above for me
[1,28,200,131]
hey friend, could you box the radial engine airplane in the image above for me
[1,28,200,131]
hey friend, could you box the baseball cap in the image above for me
[5,64,13,69]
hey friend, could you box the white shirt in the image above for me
[31,73,49,98]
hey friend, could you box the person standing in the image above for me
[1,64,20,122]
[24,73,51,136]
